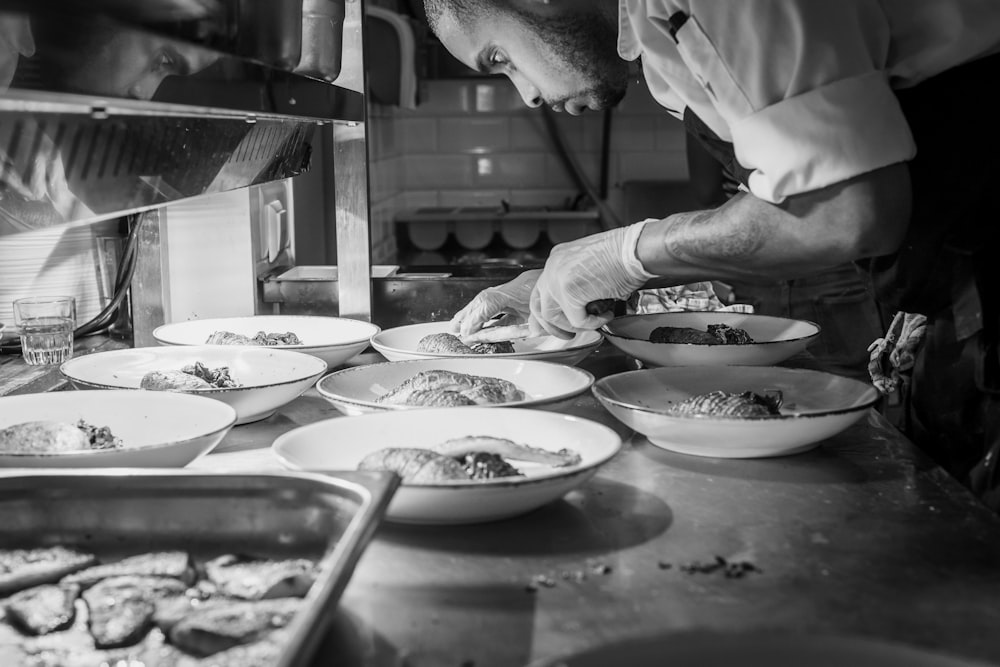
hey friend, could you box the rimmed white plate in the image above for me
[371,321,603,367]
[60,345,327,425]
[316,357,594,415]
[0,390,236,468]
[601,311,820,367]
[592,365,879,458]
[152,315,380,369]
[273,407,622,524]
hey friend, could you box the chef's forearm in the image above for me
[634,164,912,286]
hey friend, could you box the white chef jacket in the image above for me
[618,0,1000,203]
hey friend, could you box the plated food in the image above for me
[649,323,754,345]
[152,315,381,368]
[60,346,327,425]
[140,361,240,391]
[315,357,594,416]
[592,365,880,458]
[273,406,622,524]
[358,435,582,483]
[371,321,603,367]
[0,390,235,467]
[417,332,515,355]
[376,369,524,407]
[0,420,122,453]
[207,330,302,346]
[602,312,820,367]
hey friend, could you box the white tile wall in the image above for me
[368,75,693,260]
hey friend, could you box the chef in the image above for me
[429,0,1000,509]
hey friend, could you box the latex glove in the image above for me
[450,269,541,337]
[530,220,656,337]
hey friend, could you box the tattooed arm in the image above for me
[637,162,913,287]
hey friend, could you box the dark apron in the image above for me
[683,52,1000,510]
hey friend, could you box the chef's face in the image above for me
[433,6,629,115]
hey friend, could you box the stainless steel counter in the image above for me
[195,343,1000,667]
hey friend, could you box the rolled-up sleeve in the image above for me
[732,70,915,203]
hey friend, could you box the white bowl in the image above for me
[152,315,380,369]
[601,311,820,367]
[60,345,327,425]
[315,357,594,415]
[273,407,622,524]
[0,390,236,468]
[371,321,603,367]
[592,365,879,458]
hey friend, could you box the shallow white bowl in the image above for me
[152,315,380,369]
[273,407,622,524]
[592,365,879,458]
[0,390,236,468]
[61,345,327,425]
[601,311,820,367]
[371,321,603,367]
[316,357,594,415]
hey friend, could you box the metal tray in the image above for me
[0,468,399,667]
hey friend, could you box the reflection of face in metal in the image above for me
[24,17,218,101]
[66,33,218,100]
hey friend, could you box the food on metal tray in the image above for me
[0,548,319,664]
[357,436,582,484]
[203,554,316,600]
[649,323,755,345]
[168,597,300,657]
[417,332,515,355]
[669,390,783,419]
[0,546,97,596]
[376,369,525,406]
[2,583,80,635]
[0,420,123,454]
[62,550,197,588]
[83,574,192,649]
[206,330,303,346]
[140,361,241,391]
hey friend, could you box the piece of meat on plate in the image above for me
[416,333,475,354]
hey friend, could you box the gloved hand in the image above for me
[450,269,542,337]
[529,220,657,337]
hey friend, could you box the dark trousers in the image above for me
[875,53,1000,511]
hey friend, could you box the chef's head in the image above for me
[423,0,629,115]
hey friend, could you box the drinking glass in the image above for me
[13,296,76,365]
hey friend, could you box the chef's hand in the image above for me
[450,268,541,336]
[529,220,657,338]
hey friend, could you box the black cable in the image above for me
[540,105,625,231]
[75,214,143,337]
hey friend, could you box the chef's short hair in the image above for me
[424,0,501,36]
